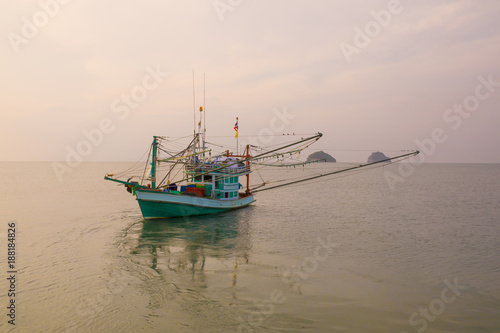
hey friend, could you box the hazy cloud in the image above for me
[1,0,499,162]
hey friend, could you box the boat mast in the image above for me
[151,136,158,189]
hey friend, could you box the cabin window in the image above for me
[234,191,238,198]
[225,192,229,198]
[205,175,212,182]
[194,175,202,182]
[229,192,233,198]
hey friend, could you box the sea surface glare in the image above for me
[0,162,499,332]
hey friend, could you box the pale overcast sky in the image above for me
[1,0,499,163]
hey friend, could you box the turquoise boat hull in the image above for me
[136,190,255,219]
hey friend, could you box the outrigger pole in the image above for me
[251,150,420,193]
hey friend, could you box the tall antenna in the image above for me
[192,69,196,135]
[203,73,206,135]
[192,69,197,159]
[203,73,206,157]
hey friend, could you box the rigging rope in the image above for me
[106,131,419,198]
[141,142,154,185]
[171,133,323,184]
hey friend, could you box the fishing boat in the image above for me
[105,107,419,219]
[112,136,256,219]
[104,110,322,219]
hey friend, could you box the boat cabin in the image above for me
[183,156,250,200]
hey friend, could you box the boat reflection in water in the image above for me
[135,211,252,273]
[120,208,255,327]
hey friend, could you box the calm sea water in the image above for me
[0,162,499,332]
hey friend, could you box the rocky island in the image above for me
[367,151,391,163]
[306,151,336,163]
